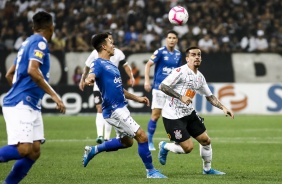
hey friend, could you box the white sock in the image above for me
[96,113,105,137]
[104,121,112,140]
[164,142,185,154]
[200,144,212,171]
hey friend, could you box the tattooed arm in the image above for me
[206,95,234,118]
[159,83,192,105]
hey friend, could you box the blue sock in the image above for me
[138,142,154,170]
[147,119,157,142]
[0,145,22,162]
[5,157,35,184]
[97,138,125,153]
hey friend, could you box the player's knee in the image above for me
[201,138,211,146]
[120,137,134,148]
[182,145,193,153]
[17,144,32,157]
[135,128,148,143]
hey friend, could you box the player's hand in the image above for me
[144,83,151,92]
[56,100,66,114]
[180,96,192,105]
[52,95,66,114]
[223,107,234,119]
[137,96,150,106]
[79,80,85,91]
[85,78,94,86]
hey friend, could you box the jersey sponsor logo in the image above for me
[34,50,44,59]
[164,56,169,60]
[174,130,182,140]
[162,51,168,54]
[150,55,156,60]
[38,41,47,50]
[114,77,122,84]
[163,67,175,75]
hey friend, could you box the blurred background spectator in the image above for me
[0,0,281,54]
[72,65,82,85]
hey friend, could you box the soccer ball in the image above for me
[168,6,189,25]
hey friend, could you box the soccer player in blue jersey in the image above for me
[0,11,66,183]
[82,33,167,178]
[144,30,182,150]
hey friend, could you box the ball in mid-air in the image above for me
[168,6,189,25]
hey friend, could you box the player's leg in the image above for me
[83,106,133,167]
[158,116,192,165]
[5,141,40,184]
[1,103,43,183]
[0,104,34,162]
[147,89,166,151]
[94,91,106,144]
[133,123,167,177]
[104,121,112,141]
[191,111,225,175]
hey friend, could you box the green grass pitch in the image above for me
[0,114,281,184]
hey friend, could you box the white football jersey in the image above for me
[161,64,212,119]
[84,48,126,91]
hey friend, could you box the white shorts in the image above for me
[2,101,45,145]
[151,89,167,109]
[105,106,140,138]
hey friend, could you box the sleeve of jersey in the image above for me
[197,76,212,96]
[161,68,182,88]
[116,49,125,61]
[85,50,97,67]
[149,49,160,64]
[28,40,48,64]
[89,60,101,77]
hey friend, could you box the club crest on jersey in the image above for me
[174,130,182,140]
[34,50,44,59]
[176,68,181,72]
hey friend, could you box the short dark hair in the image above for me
[91,33,108,51]
[32,11,53,31]
[185,46,200,54]
[166,30,178,38]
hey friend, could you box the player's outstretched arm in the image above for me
[123,89,150,106]
[79,66,90,91]
[144,60,154,92]
[28,60,65,113]
[159,83,192,105]
[206,95,234,119]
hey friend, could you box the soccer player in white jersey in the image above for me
[144,30,182,151]
[158,46,234,175]
[79,32,135,144]
[0,11,66,183]
[82,33,167,178]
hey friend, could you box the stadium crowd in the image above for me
[0,0,282,54]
